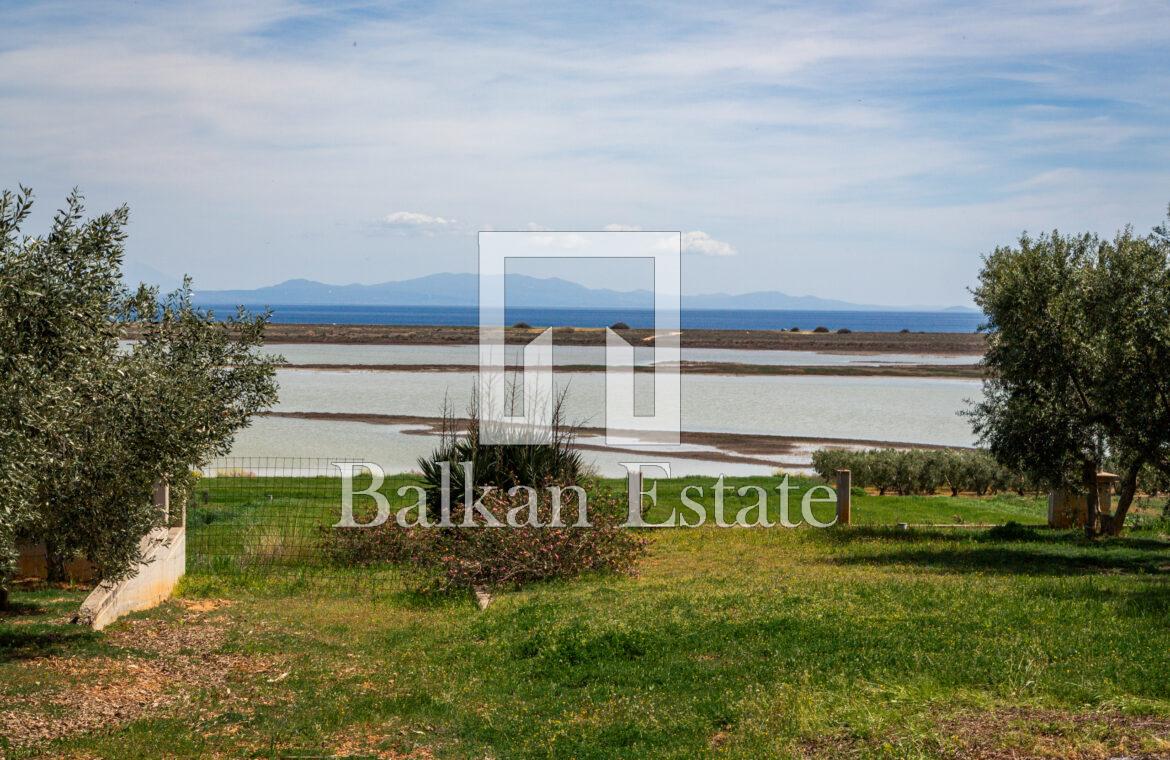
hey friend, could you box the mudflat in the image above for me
[250,323,986,355]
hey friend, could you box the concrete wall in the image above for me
[1048,479,1116,529]
[15,543,96,582]
[74,526,186,630]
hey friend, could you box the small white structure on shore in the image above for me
[1047,472,1119,529]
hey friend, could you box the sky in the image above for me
[2,0,1169,307]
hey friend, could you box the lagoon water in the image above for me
[229,416,782,478]
[227,367,984,476]
[267,343,980,367]
[203,303,984,333]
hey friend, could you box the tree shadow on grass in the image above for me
[0,626,102,663]
[1045,579,1170,623]
[0,600,48,617]
[1,586,106,663]
[820,524,1169,547]
[819,526,1170,576]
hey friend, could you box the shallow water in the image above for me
[264,343,980,367]
[271,369,978,444]
[229,368,983,474]
[229,417,779,478]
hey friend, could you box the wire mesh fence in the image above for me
[187,457,385,578]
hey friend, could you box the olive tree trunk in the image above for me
[44,537,67,583]
[1103,462,1141,536]
[1083,460,1100,538]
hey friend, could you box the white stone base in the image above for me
[74,527,186,630]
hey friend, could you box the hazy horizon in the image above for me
[181,269,978,312]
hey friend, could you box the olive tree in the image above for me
[1,187,126,604]
[0,188,279,605]
[969,207,1170,536]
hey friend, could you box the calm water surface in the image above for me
[228,369,983,475]
[266,343,980,367]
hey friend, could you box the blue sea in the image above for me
[200,303,984,333]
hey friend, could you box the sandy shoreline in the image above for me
[243,323,986,355]
[261,411,967,468]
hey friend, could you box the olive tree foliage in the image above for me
[0,188,279,602]
[968,207,1170,536]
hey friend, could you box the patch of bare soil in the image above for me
[0,599,283,755]
[939,707,1170,760]
[324,726,438,760]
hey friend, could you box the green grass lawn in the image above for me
[180,474,1050,579]
[635,476,1047,527]
[3,478,1169,758]
[184,474,1048,560]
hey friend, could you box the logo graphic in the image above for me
[477,231,682,446]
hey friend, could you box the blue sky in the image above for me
[2,0,1169,306]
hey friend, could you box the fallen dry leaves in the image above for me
[937,707,1170,760]
[0,598,284,756]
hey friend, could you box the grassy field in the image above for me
[3,477,1170,759]
[180,474,1050,576]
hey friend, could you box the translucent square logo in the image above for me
[478,231,681,446]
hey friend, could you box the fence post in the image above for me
[835,469,852,526]
[153,480,170,523]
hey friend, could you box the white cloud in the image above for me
[383,211,453,226]
[604,223,643,231]
[2,0,1167,303]
[682,231,736,257]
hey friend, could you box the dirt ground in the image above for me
[0,598,284,756]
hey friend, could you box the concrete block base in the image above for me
[74,527,186,630]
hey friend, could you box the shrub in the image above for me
[811,447,1034,497]
[891,449,920,495]
[899,328,911,333]
[812,326,830,333]
[789,326,801,332]
[610,321,630,330]
[322,487,647,591]
[325,392,649,592]
[866,449,899,495]
[963,451,1000,496]
[810,449,850,482]
[437,488,645,589]
[836,327,852,334]
[417,394,585,517]
[937,450,966,496]
[911,449,946,494]
[512,321,532,329]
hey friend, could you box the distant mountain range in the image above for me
[174,273,976,313]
